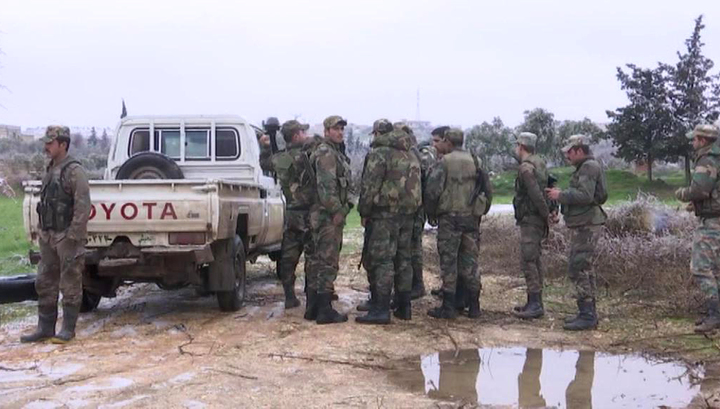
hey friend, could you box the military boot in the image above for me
[467,291,481,319]
[427,292,458,319]
[51,305,80,344]
[513,293,530,312]
[563,299,597,331]
[455,279,468,313]
[514,292,544,319]
[564,299,583,324]
[695,299,720,334]
[357,284,376,312]
[304,289,318,321]
[316,292,348,325]
[393,291,412,321]
[356,294,391,325]
[20,304,57,343]
[410,271,426,300]
[283,282,301,309]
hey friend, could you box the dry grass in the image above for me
[481,195,700,314]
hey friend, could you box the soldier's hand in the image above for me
[259,134,270,147]
[332,212,345,226]
[545,187,561,201]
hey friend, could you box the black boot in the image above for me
[513,293,530,312]
[393,291,412,321]
[695,298,720,334]
[390,291,400,311]
[427,292,458,319]
[563,299,597,331]
[283,282,301,309]
[455,279,468,313]
[21,304,57,343]
[316,293,348,325]
[357,285,375,312]
[356,294,391,325]
[564,299,582,324]
[514,292,544,319]
[304,290,318,321]
[51,305,80,344]
[410,270,426,300]
[467,291,481,319]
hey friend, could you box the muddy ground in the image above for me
[1,222,720,408]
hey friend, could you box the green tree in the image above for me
[664,15,720,184]
[465,117,514,170]
[517,108,558,161]
[606,64,674,181]
[88,127,98,147]
[556,118,606,148]
[100,128,110,151]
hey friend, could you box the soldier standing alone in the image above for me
[271,120,318,312]
[21,126,91,344]
[308,115,352,324]
[424,128,488,319]
[512,132,551,319]
[546,134,607,331]
[675,124,720,333]
[356,119,422,324]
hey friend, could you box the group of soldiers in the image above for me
[265,115,613,331]
[17,119,720,344]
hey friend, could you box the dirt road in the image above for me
[0,230,717,408]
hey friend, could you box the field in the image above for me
[0,197,34,278]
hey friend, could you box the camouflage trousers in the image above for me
[278,210,315,288]
[567,225,602,302]
[519,223,545,293]
[437,215,481,294]
[411,210,425,285]
[691,217,720,303]
[309,209,345,294]
[36,231,85,309]
[364,215,414,297]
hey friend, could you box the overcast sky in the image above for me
[0,0,718,130]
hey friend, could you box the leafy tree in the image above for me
[88,127,98,147]
[100,129,110,151]
[664,15,720,184]
[517,108,559,161]
[465,117,514,170]
[556,118,607,147]
[71,132,85,150]
[606,64,674,181]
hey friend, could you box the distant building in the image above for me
[0,124,22,139]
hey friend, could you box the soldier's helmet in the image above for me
[263,117,280,131]
[370,119,393,135]
[686,123,720,140]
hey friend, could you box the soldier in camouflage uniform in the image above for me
[546,134,607,331]
[355,120,422,324]
[271,120,318,311]
[21,126,90,344]
[512,132,550,319]
[424,128,489,319]
[308,115,352,324]
[675,124,720,333]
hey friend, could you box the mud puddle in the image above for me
[390,347,705,408]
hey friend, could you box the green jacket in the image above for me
[559,156,607,228]
[311,139,352,215]
[513,154,550,226]
[271,139,318,210]
[358,130,422,218]
[424,148,481,217]
[676,143,720,218]
[39,155,91,240]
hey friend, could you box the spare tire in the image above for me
[116,152,184,180]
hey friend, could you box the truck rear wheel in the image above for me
[115,152,184,180]
[217,235,247,312]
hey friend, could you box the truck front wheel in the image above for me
[216,235,247,312]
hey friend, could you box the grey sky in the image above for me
[0,0,718,130]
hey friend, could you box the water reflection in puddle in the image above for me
[391,347,704,408]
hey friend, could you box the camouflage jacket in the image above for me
[676,143,720,217]
[259,141,274,174]
[311,139,352,215]
[558,155,607,228]
[424,148,479,218]
[39,155,91,241]
[271,139,318,210]
[513,154,550,226]
[358,130,422,218]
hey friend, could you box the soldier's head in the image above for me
[323,115,347,144]
[370,119,393,137]
[42,125,71,160]
[434,128,463,155]
[281,120,310,144]
[515,132,537,158]
[430,126,450,155]
[561,134,591,165]
[393,122,413,135]
[687,123,719,151]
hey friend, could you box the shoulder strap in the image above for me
[59,160,81,196]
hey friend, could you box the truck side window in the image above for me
[159,130,181,158]
[186,129,209,159]
[129,129,150,156]
[216,128,240,160]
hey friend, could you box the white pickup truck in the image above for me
[23,115,285,312]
